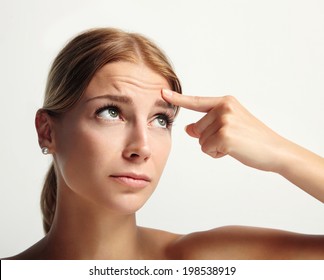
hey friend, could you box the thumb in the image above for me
[185,123,200,138]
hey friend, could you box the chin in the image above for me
[109,203,146,216]
[104,192,151,215]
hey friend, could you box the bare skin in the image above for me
[6,226,324,260]
[162,90,324,203]
[4,62,324,260]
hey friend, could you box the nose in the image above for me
[122,122,151,163]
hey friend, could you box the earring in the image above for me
[42,147,49,155]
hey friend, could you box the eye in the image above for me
[96,106,121,121]
[151,114,173,129]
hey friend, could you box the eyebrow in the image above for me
[86,94,176,111]
[87,94,132,104]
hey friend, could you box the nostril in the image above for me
[122,138,151,161]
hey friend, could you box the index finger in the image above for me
[162,89,222,113]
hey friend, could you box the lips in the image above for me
[109,173,151,188]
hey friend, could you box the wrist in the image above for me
[268,136,300,175]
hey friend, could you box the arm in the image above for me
[172,226,324,259]
[274,139,324,203]
[162,89,324,202]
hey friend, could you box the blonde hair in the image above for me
[41,28,182,233]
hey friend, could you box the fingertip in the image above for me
[162,88,173,99]
[185,124,200,138]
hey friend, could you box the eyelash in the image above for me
[95,103,121,118]
[156,111,175,128]
[94,103,175,128]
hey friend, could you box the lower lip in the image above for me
[110,176,150,189]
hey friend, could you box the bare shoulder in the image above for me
[138,226,183,259]
[168,226,324,259]
[1,238,47,260]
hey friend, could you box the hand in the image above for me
[162,89,288,172]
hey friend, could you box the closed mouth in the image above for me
[110,173,151,188]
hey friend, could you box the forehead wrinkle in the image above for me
[86,72,174,111]
[110,79,176,112]
[110,75,168,90]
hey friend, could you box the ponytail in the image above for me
[40,162,57,233]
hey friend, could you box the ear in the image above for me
[35,109,56,153]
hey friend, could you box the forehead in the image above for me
[85,62,170,96]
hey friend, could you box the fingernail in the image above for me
[162,89,173,98]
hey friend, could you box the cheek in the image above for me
[151,132,172,168]
[54,122,123,185]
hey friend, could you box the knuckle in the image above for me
[201,144,211,155]
[220,114,231,126]
[218,127,230,142]
[217,128,231,154]
[224,95,237,103]
[221,95,237,113]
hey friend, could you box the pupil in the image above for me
[109,109,117,117]
[159,118,166,126]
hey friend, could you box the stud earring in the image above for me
[42,147,49,155]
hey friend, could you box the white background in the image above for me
[0,0,323,258]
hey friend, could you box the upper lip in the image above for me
[110,172,151,182]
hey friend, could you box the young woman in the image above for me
[4,28,324,259]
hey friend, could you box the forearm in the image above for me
[276,138,324,203]
[162,91,324,202]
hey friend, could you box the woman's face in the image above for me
[53,62,175,214]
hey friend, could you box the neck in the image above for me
[43,184,143,259]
